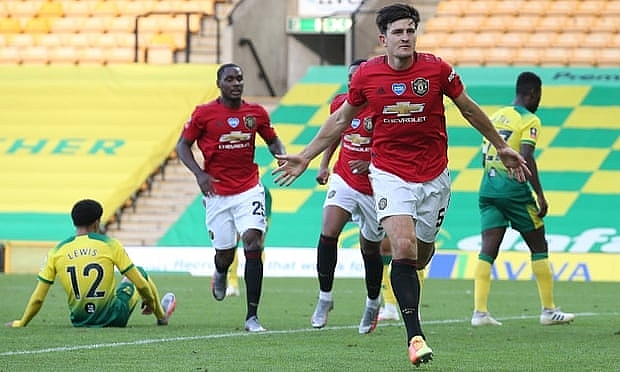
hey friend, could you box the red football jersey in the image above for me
[181,98,277,195]
[330,93,375,195]
[348,53,464,183]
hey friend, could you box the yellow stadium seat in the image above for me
[604,0,620,15]
[540,48,569,66]
[21,46,50,65]
[0,34,6,47]
[167,14,191,33]
[431,47,459,64]
[484,47,516,66]
[545,0,578,16]
[106,46,135,64]
[7,33,36,47]
[528,32,557,48]
[116,0,150,17]
[37,0,64,18]
[435,0,467,17]
[512,48,542,65]
[92,0,120,17]
[581,32,613,49]
[482,15,511,32]
[0,17,23,33]
[106,15,135,33]
[574,0,606,16]
[454,47,486,66]
[592,15,620,33]
[49,16,81,33]
[565,15,597,33]
[94,33,119,48]
[553,32,585,49]
[498,32,528,48]
[441,32,476,48]
[467,0,495,16]
[48,45,78,64]
[519,0,549,16]
[494,0,526,16]
[146,46,175,65]
[505,15,539,32]
[37,33,63,47]
[65,33,95,48]
[138,16,166,33]
[114,32,137,48]
[415,33,447,52]
[23,16,52,34]
[60,0,94,16]
[148,32,177,49]
[457,16,487,32]
[596,48,620,67]
[0,46,21,64]
[473,32,502,48]
[424,16,458,33]
[80,15,110,33]
[537,16,569,33]
[6,0,42,18]
[77,47,106,65]
[0,3,8,18]
[569,48,598,66]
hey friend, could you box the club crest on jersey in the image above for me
[351,118,361,129]
[327,190,336,199]
[363,117,373,131]
[378,197,388,211]
[244,115,256,129]
[227,117,240,128]
[392,83,406,95]
[412,78,429,96]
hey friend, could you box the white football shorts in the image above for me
[323,173,385,242]
[368,165,451,243]
[203,183,267,249]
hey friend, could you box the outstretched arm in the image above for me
[6,281,51,328]
[273,101,361,186]
[452,92,530,182]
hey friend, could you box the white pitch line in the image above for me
[0,312,606,357]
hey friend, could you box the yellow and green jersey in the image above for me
[38,233,136,326]
[480,105,541,197]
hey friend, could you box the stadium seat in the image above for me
[37,0,64,18]
[7,33,37,47]
[512,48,542,65]
[484,47,516,66]
[581,32,613,49]
[574,0,606,16]
[60,0,94,17]
[0,17,23,33]
[482,15,510,32]
[597,48,620,67]
[441,32,476,49]
[457,16,487,32]
[462,0,494,16]
[603,0,620,15]
[6,0,42,18]
[545,0,578,16]
[553,32,585,49]
[77,47,106,65]
[20,46,50,65]
[48,45,78,64]
[435,0,466,17]
[494,0,526,16]
[528,32,557,48]
[540,48,569,66]
[498,32,528,48]
[92,0,120,17]
[415,33,447,52]
[65,33,95,48]
[454,47,486,66]
[472,32,503,48]
[106,15,135,33]
[23,16,52,34]
[37,33,63,47]
[432,47,459,65]
[106,46,135,64]
[49,16,82,33]
[0,34,6,47]
[505,15,539,32]
[569,48,599,66]
[80,15,109,33]
[537,15,569,33]
[0,46,20,64]
[424,16,458,33]
[117,0,150,16]
[566,15,597,33]
[146,46,175,65]
[592,15,620,33]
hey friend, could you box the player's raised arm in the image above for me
[273,101,360,186]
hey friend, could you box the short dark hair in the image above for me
[217,63,241,81]
[350,59,367,68]
[71,199,103,227]
[376,3,420,34]
[516,72,542,96]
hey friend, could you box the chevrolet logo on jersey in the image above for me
[220,131,251,142]
[344,133,371,146]
[382,102,425,116]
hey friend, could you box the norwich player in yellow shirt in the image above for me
[6,199,176,328]
[472,72,574,327]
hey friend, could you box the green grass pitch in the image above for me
[1,274,618,371]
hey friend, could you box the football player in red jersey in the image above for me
[310,59,386,334]
[176,63,286,333]
[273,3,530,366]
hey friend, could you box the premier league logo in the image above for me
[412,78,429,96]
[244,115,256,129]
[392,83,406,96]
[227,117,240,128]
